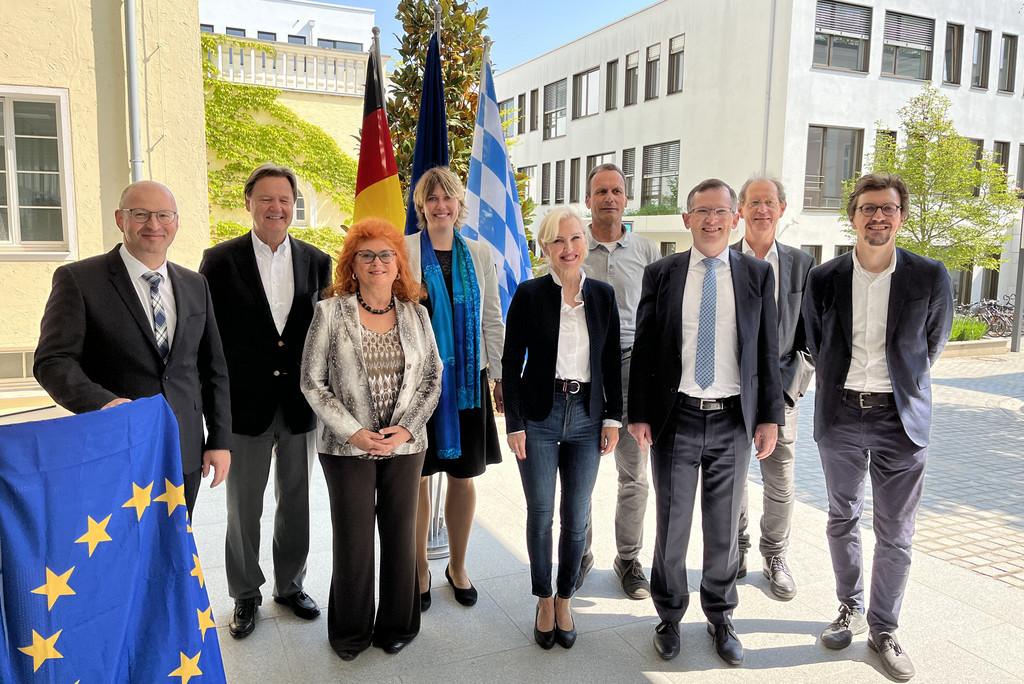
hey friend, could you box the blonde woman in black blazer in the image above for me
[502,207,622,650]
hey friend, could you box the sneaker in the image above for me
[763,555,796,600]
[820,604,867,650]
[613,556,651,600]
[575,552,594,592]
[869,631,915,681]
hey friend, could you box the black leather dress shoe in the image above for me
[554,599,577,649]
[653,620,680,660]
[274,591,321,620]
[445,565,478,606]
[382,639,412,654]
[707,622,744,666]
[534,605,556,649]
[421,571,432,612]
[336,649,359,661]
[229,598,258,638]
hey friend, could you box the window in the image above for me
[800,244,823,265]
[517,93,526,135]
[0,94,73,254]
[972,29,992,88]
[1018,144,1024,191]
[882,12,934,80]
[200,23,214,33]
[624,52,639,106]
[952,268,973,305]
[294,187,306,225]
[970,138,984,196]
[994,140,1010,176]
[258,31,277,42]
[529,89,539,131]
[555,160,566,204]
[569,158,580,204]
[641,141,680,207]
[541,163,551,205]
[667,35,685,94]
[317,38,362,51]
[644,44,660,100]
[572,68,600,119]
[813,0,871,72]
[543,79,567,140]
[876,129,897,146]
[226,27,245,38]
[660,241,677,257]
[499,98,515,135]
[999,34,1018,92]
[288,34,306,46]
[606,59,618,111]
[804,125,864,209]
[519,165,536,201]
[622,148,636,199]
[981,260,1000,300]
[586,152,614,176]
[944,23,963,84]
[834,244,854,257]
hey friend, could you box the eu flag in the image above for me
[404,30,450,235]
[0,396,226,682]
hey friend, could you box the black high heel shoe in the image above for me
[553,597,577,649]
[445,565,478,606]
[534,604,555,649]
[420,570,432,612]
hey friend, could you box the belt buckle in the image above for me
[699,398,719,411]
[858,393,870,409]
[567,380,581,395]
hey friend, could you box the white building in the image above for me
[494,0,1024,304]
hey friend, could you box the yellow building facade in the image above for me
[0,0,210,387]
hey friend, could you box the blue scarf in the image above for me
[421,229,482,459]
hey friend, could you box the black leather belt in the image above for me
[554,379,590,395]
[842,390,895,409]
[679,393,739,411]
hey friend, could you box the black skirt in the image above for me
[421,369,502,479]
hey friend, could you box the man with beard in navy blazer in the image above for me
[629,178,784,667]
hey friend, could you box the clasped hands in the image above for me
[349,425,413,456]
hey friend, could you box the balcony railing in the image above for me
[212,42,367,97]
[803,173,844,209]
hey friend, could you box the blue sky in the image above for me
[326,0,656,70]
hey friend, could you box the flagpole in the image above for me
[372,26,387,116]
[433,1,442,45]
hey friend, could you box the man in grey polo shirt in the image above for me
[578,163,662,599]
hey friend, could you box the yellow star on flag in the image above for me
[18,629,63,673]
[190,554,205,588]
[122,481,153,521]
[197,605,216,641]
[154,478,186,516]
[31,566,76,610]
[168,651,203,684]
[75,514,112,557]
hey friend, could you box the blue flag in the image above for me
[463,59,534,319]
[0,396,226,683]
[404,31,449,235]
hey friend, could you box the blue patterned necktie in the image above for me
[141,271,170,362]
[694,257,719,390]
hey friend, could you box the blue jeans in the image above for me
[517,391,602,598]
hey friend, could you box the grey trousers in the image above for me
[650,397,750,625]
[738,402,798,559]
[818,401,927,635]
[225,406,314,601]
[583,351,650,562]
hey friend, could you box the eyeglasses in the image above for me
[355,249,397,264]
[690,207,734,219]
[745,200,780,210]
[121,208,178,225]
[856,203,902,217]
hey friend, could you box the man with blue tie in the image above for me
[804,173,953,682]
[629,178,784,666]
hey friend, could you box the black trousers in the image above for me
[319,451,424,654]
[184,467,202,519]
[650,397,750,626]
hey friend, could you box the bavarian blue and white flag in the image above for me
[463,59,533,320]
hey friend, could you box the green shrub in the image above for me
[949,315,988,341]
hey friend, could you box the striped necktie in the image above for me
[694,257,719,390]
[141,271,170,362]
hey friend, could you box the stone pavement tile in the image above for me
[614,619,754,679]
[956,623,1024,679]
[905,639,1022,683]
[216,618,291,681]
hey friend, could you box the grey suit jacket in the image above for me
[732,240,816,405]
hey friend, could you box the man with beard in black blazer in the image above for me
[34,181,232,517]
[628,178,784,667]
[200,165,331,639]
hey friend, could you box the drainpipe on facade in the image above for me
[760,0,778,174]
[124,0,144,182]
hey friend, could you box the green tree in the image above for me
[850,84,1020,271]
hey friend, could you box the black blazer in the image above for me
[802,248,953,447]
[731,240,816,404]
[628,249,785,441]
[33,246,232,473]
[200,233,332,436]
[501,274,622,433]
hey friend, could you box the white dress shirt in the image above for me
[678,247,741,398]
[845,248,897,393]
[251,230,294,335]
[119,244,176,349]
[550,269,591,382]
[741,238,780,306]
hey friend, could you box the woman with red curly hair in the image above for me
[300,218,441,661]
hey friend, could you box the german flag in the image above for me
[353,50,406,230]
